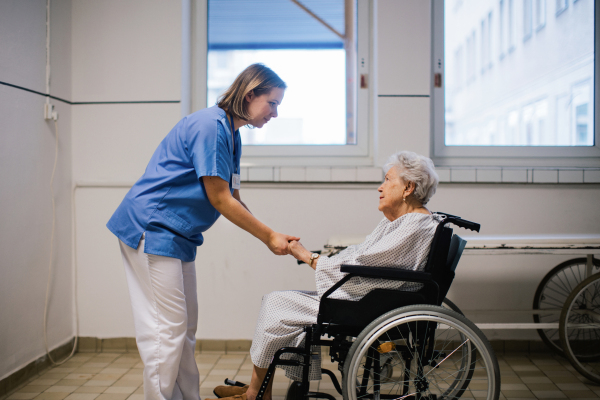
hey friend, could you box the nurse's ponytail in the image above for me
[217,63,287,121]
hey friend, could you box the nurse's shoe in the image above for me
[213,385,249,398]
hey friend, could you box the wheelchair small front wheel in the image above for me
[342,305,500,400]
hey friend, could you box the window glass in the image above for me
[444,0,594,146]
[207,0,356,146]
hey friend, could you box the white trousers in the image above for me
[119,237,200,400]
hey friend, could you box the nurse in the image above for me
[107,63,298,400]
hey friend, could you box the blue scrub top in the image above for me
[107,105,241,262]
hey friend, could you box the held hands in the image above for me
[288,240,313,265]
[267,232,300,255]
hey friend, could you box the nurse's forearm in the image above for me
[215,196,273,243]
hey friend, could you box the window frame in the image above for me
[431,0,600,167]
[197,0,374,166]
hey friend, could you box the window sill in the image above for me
[240,166,383,183]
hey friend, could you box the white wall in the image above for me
[0,0,73,380]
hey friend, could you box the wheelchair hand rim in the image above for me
[346,308,497,400]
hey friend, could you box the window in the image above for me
[535,0,546,30]
[556,0,568,16]
[432,0,599,162]
[524,0,533,41]
[205,0,371,160]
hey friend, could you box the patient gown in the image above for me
[250,212,443,381]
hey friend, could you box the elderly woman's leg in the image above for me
[245,365,275,400]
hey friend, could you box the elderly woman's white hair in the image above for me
[384,151,439,205]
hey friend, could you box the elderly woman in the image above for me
[211,151,441,400]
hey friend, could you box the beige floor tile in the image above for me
[125,395,144,400]
[64,394,100,400]
[132,388,143,395]
[44,387,79,394]
[65,375,94,381]
[102,388,136,395]
[40,373,69,380]
[99,369,129,375]
[503,384,530,391]
[55,380,87,387]
[71,369,104,375]
[532,391,568,398]
[33,393,70,400]
[110,380,141,388]
[92,375,123,381]
[562,391,599,398]
[18,386,51,394]
[72,388,107,394]
[94,395,128,400]
[28,379,61,386]
[521,377,553,384]
[8,394,39,400]
[502,390,536,398]
[557,384,592,391]
[527,384,559,391]
[81,364,109,369]
[82,381,116,388]
[551,377,585,384]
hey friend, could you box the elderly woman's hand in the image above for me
[288,240,306,260]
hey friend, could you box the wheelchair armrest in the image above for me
[340,265,433,283]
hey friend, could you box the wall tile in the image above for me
[239,167,249,182]
[476,169,502,183]
[356,167,382,182]
[502,169,528,183]
[558,170,584,183]
[279,167,306,182]
[306,168,331,182]
[451,169,476,182]
[584,169,600,183]
[248,168,273,181]
[273,167,280,182]
[533,170,558,183]
[436,168,451,183]
[331,168,357,182]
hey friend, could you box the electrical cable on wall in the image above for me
[42,0,79,366]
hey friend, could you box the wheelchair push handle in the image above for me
[436,212,480,232]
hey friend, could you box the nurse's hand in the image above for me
[268,232,300,255]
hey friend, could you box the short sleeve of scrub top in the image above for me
[106,105,241,262]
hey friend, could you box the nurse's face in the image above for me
[244,87,285,128]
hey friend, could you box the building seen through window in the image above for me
[445,0,594,147]
[207,0,356,146]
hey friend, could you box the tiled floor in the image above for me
[3,351,599,400]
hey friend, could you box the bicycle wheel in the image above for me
[559,273,600,384]
[342,305,500,400]
[533,257,600,355]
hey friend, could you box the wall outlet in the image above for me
[44,102,58,120]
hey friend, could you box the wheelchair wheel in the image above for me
[533,257,600,355]
[559,274,600,384]
[442,297,464,316]
[342,305,500,400]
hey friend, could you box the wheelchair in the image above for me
[226,213,501,400]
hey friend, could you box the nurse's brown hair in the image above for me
[217,63,287,121]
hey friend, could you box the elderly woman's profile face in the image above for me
[378,167,406,215]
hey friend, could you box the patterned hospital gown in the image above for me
[249,212,443,381]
